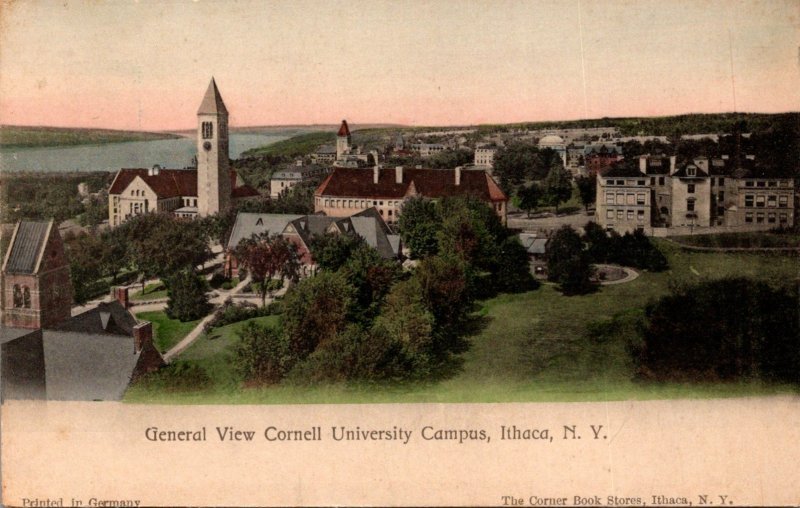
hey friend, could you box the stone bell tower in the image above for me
[196,77,231,217]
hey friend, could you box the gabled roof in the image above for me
[315,167,507,202]
[672,164,710,178]
[41,329,141,400]
[226,213,304,250]
[337,120,350,137]
[197,78,228,115]
[51,301,137,336]
[603,164,646,178]
[3,221,52,274]
[109,168,198,198]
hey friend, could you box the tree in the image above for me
[281,271,356,359]
[234,321,291,385]
[492,143,539,193]
[164,269,212,321]
[575,175,597,213]
[309,232,365,271]
[517,183,542,218]
[414,255,471,353]
[542,165,573,214]
[428,148,474,169]
[545,225,594,295]
[398,196,440,259]
[582,221,610,264]
[493,236,537,293]
[65,233,105,305]
[338,244,402,324]
[638,278,799,383]
[235,233,301,305]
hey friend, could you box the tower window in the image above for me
[12,284,22,308]
[202,122,214,139]
[22,286,31,308]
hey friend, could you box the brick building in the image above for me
[314,166,508,225]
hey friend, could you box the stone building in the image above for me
[314,166,508,225]
[596,155,795,234]
[474,145,498,169]
[0,220,163,400]
[269,162,330,198]
[108,79,258,226]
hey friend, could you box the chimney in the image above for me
[373,165,380,184]
[133,321,153,353]
[455,166,462,186]
[669,156,677,175]
[395,166,403,184]
[639,156,647,173]
[111,286,129,308]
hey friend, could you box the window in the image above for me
[616,210,624,220]
[687,167,696,177]
[768,213,776,223]
[636,194,645,205]
[606,210,614,219]
[687,184,695,194]
[616,180,625,185]
[718,177,725,185]
[637,210,645,221]
[767,195,776,207]
[768,181,777,187]
[779,195,788,207]
[686,199,695,212]
[627,210,634,221]
[202,122,213,139]
[650,177,655,185]
[757,181,766,188]
[745,195,754,207]
[718,191,724,201]
[756,195,765,207]
[605,192,614,204]
[746,181,754,187]
[658,177,665,185]
[637,180,645,186]
[616,194,625,205]
[745,212,753,223]
[756,212,764,223]
[780,213,788,223]
[626,194,635,205]
[12,284,22,308]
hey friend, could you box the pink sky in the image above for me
[0,0,798,131]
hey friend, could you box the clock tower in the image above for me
[196,78,231,216]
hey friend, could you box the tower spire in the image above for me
[197,77,228,115]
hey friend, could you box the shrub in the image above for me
[138,362,212,392]
[165,269,212,322]
[637,278,799,383]
[234,321,293,385]
[204,301,280,332]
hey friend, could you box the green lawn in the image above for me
[125,243,798,404]
[670,231,800,249]
[134,311,201,353]
[131,282,167,301]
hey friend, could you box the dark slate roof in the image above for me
[672,164,710,178]
[109,168,198,198]
[41,330,140,400]
[51,301,137,336]
[603,164,646,178]
[197,78,228,115]
[337,120,351,137]
[226,213,304,250]
[315,167,507,202]
[4,221,50,274]
[0,326,40,345]
[316,145,337,154]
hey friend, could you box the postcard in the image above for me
[1,0,798,506]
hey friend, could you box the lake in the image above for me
[0,133,291,173]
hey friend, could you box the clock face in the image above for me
[203,141,212,151]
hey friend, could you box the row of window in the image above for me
[744,180,791,188]
[743,195,789,208]
[604,192,647,205]
[201,122,214,140]
[131,189,145,197]
[605,179,647,186]
[744,212,789,224]
[321,198,402,209]
[605,208,646,222]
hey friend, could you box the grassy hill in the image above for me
[0,125,181,149]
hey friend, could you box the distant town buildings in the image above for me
[474,145,499,169]
[107,79,259,226]
[411,143,447,158]
[269,161,330,199]
[332,120,372,168]
[538,135,567,168]
[314,166,508,225]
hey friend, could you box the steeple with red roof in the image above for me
[336,119,352,159]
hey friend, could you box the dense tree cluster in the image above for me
[635,278,799,384]
[582,222,667,272]
[234,196,537,386]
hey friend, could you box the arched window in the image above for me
[202,122,214,139]
[22,286,31,308]
[12,284,22,308]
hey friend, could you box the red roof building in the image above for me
[314,166,508,225]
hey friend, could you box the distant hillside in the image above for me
[241,131,337,158]
[472,112,800,137]
[0,125,181,149]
